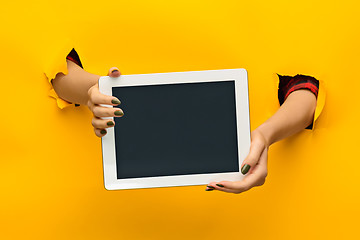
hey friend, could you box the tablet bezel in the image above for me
[99,69,250,190]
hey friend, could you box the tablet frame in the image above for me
[99,69,250,190]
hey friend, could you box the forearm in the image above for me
[51,60,100,105]
[256,89,317,147]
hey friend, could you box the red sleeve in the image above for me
[66,48,83,69]
[277,74,319,129]
[278,74,319,104]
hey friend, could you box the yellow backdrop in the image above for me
[1,0,359,239]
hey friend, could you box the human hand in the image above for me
[206,129,269,193]
[87,67,124,137]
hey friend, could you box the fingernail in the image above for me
[100,129,107,135]
[241,164,251,175]
[112,69,119,73]
[216,184,224,187]
[207,185,215,189]
[114,110,124,116]
[107,121,114,126]
[111,98,121,105]
[205,188,214,191]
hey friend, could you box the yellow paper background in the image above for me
[0,0,359,239]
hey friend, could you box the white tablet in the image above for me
[99,69,250,190]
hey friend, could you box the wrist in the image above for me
[253,123,273,148]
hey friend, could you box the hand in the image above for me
[206,129,269,193]
[87,67,124,137]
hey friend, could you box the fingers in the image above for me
[88,84,121,106]
[89,67,122,138]
[92,118,115,129]
[91,106,124,118]
[94,128,108,138]
[91,108,120,138]
[92,118,116,138]
[87,83,124,118]
[108,67,121,78]
[206,181,248,193]
[206,148,268,194]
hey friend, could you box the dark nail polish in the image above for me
[207,185,215,189]
[111,99,121,105]
[100,129,107,135]
[216,184,224,187]
[205,188,214,191]
[241,164,251,175]
[112,69,119,73]
[114,110,124,116]
[107,121,114,126]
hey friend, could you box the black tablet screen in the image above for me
[112,80,239,179]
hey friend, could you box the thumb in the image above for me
[241,139,264,175]
[108,67,121,78]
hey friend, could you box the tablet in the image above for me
[99,69,250,190]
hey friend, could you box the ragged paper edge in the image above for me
[43,38,74,109]
[313,79,326,124]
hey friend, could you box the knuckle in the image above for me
[89,94,96,105]
[261,171,268,180]
[88,86,94,98]
[94,128,100,137]
[87,86,92,96]
[93,93,101,104]
[92,107,99,116]
[94,128,103,138]
[93,107,113,117]
[258,180,265,186]
[257,177,266,186]
[87,100,92,110]
[93,107,105,117]
[91,118,98,128]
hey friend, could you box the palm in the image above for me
[207,130,268,194]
